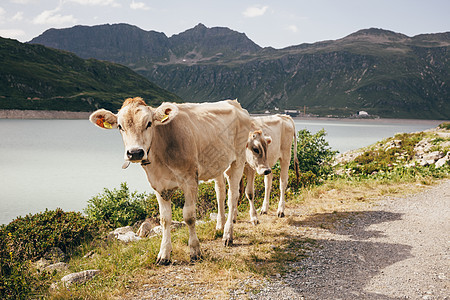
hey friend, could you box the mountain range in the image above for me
[17,24,450,118]
[0,36,181,112]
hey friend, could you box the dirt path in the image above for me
[249,180,450,299]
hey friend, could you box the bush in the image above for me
[291,129,338,177]
[438,122,450,130]
[85,182,154,228]
[3,209,99,262]
[0,209,100,299]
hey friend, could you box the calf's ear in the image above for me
[153,103,179,126]
[89,109,118,129]
[265,135,272,145]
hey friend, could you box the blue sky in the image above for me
[0,0,449,49]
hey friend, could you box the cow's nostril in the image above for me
[263,169,271,175]
[127,149,145,161]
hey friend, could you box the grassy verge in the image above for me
[45,172,447,299]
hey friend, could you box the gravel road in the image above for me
[244,180,450,299]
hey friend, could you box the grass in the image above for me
[43,172,448,299]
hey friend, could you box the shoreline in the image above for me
[0,109,91,119]
[0,109,448,123]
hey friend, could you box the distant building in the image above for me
[284,109,299,117]
[358,111,369,116]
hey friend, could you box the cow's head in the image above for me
[89,97,178,164]
[246,130,272,175]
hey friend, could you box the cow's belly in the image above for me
[198,157,234,181]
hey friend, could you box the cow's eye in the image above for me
[253,147,260,154]
[146,121,152,129]
[118,124,123,131]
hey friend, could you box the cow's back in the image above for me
[159,100,252,181]
[252,114,296,165]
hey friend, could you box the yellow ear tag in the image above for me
[161,115,169,123]
[103,121,113,129]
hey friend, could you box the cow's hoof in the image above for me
[224,238,233,247]
[156,257,171,266]
[232,219,236,224]
[190,253,203,263]
[277,211,285,218]
[260,211,268,215]
[250,219,259,226]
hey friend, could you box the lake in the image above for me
[0,118,443,225]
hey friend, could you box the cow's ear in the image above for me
[153,103,179,126]
[265,135,272,145]
[89,109,118,129]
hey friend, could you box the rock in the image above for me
[151,221,185,236]
[117,231,141,242]
[114,226,134,235]
[137,221,154,238]
[61,270,100,286]
[435,153,449,168]
[34,257,51,269]
[108,225,141,242]
[83,250,96,258]
[45,262,69,272]
[43,247,66,263]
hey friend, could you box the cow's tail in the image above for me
[292,120,300,186]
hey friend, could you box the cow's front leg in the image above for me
[182,184,201,261]
[214,174,226,232]
[260,172,273,214]
[244,165,259,225]
[156,191,172,265]
[277,159,290,218]
[223,161,245,246]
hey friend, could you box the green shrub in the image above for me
[292,129,338,177]
[438,122,450,130]
[85,182,153,228]
[3,209,99,262]
[0,209,99,299]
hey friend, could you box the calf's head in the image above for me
[246,130,272,175]
[89,97,178,164]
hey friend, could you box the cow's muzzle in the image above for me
[257,167,272,176]
[127,148,145,162]
[263,168,271,175]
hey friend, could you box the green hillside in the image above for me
[0,37,181,112]
[30,24,449,119]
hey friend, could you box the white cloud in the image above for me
[0,29,26,39]
[12,11,24,21]
[286,25,298,33]
[243,5,268,18]
[33,7,77,25]
[130,1,150,10]
[68,0,120,7]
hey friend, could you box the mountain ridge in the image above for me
[27,24,450,119]
[0,36,181,112]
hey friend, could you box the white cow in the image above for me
[245,114,299,221]
[89,97,270,265]
[215,114,299,228]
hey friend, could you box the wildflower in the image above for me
[8,232,12,237]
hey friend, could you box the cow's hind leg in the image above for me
[223,161,245,246]
[260,172,273,214]
[214,174,227,232]
[155,191,173,265]
[182,183,201,261]
[244,165,259,225]
[277,158,290,218]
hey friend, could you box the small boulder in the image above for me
[43,247,66,263]
[45,262,69,272]
[61,269,100,286]
[137,221,154,238]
